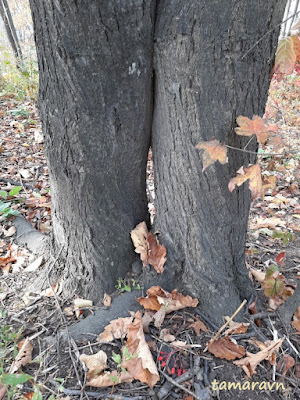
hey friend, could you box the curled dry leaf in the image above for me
[137,286,198,314]
[249,267,266,283]
[207,336,246,361]
[233,337,284,378]
[10,338,33,373]
[223,320,249,336]
[97,316,134,343]
[131,222,166,273]
[121,311,159,388]
[80,350,108,373]
[195,139,228,171]
[228,164,262,200]
[159,329,176,343]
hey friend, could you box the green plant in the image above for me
[116,278,142,293]
[8,107,30,118]
[272,230,294,246]
[0,200,20,218]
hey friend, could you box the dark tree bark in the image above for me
[29,0,155,300]
[152,0,286,321]
[0,0,25,70]
[29,0,287,323]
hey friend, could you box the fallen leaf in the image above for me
[189,319,209,335]
[249,267,265,283]
[121,311,159,388]
[10,338,33,373]
[275,252,285,266]
[195,139,228,171]
[97,316,134,343]
[159,329,176,343]
[223,321,249,336]
[80,350,108,373]
[130,222,148,266]
[228,164,262,200]
[207,336,246,360]
[74,298,93,308]
[137,286,198,314]
[24,255,44,272]
[233,338,284,377]
[147,232,167,274]
[103,293,111,307]
[277,354,295,380]
[3,226,16,237]
[86,370,133,387]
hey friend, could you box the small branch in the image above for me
[159,369,200,400]
[205,300,247,351]
[225,144,283,156]
[241,10,300,60]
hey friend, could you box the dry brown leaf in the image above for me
[122,311,159,388]
[249,267,266,283]
[233,337,284,377]
[228,164,262,200]
[235,115,277,144]
[223,321,249,336]
[24,255,44,272]
[10,338,33,373]
[86,370,133,387]
[147,232,166,274]
[207,336,246,360]
[131,222,167,273]
[130,222,148,266]
[153,307,166,328]
[170,340,188,349]
[277,355,295,380]
[103,293,111,307]
[189,319,208,335]
[292,306,300,332]
[195,139,228,171]
[137,286,198,314]
[80,350,108,372]
[159,329,176,343]
[97,316,134,343]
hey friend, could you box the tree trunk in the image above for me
[29,0,287,322]
[29,0,155,301]
[152,0,286,322]
[0,0,25,70]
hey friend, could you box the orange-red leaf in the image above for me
[195,139,227,171]
[235,116,277,144]
[228,164,262,200]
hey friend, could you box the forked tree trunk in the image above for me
[29,0,155,300]
[152,0,286,321]
[29,0,287,322]
[0,0,25,69]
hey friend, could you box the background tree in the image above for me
[29,0,287,323]
[0,0,25,70]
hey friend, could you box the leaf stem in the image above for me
[225,144,283,156]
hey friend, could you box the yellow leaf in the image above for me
[195,139,227,171]
[228,164,262,200]
[275,37,297,77]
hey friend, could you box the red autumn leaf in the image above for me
[195,139,228,171]
[228,164,262,200]
[235,115,277,144]
[275,252,285,266]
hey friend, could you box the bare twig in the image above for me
[225,144,283,156]
[159,369,200,400]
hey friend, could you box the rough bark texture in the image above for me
[152,0,286,322]
[0,0,24,68]
[29,0,155,301]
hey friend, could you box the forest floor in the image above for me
[0,73,299,400]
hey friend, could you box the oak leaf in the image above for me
[235,116,277,144]
[195,139,228,171]
[274,36,297,78]
[207,336,245,360]
[228,164,262,200]
[80,350,108,373]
